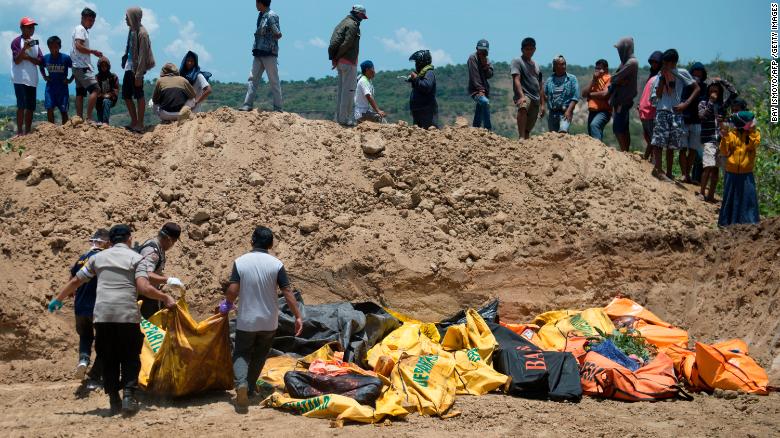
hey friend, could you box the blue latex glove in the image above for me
[218,299,234,314]
[48,299,63,313]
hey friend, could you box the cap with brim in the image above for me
[20,17,37,27]
[352,5,368,18]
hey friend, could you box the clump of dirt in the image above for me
[2,109,776,385]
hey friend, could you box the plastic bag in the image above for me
[580,351,682,401]
[141,297,234,397]
[284,371,383,405]
[270,389,407,424]
[390,353,457,416]
[535,308,615,351]
[440,309,498,364]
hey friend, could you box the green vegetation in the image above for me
[1,58,776,216]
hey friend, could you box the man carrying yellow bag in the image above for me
[221,226,303,413]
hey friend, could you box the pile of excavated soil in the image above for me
[1,109,776,382]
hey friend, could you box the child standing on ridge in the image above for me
[718,107,761,227]
[11,17,43,136]
[582,59,611,141]
[40,36,73,125]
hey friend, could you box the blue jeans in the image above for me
[97,98,113,124]
[472,95,492,130]
[548,110,571,133]
[587,111,611,141]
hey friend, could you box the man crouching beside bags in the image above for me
[49,224,177,417]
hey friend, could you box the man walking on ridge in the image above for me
[239,0,283,112]
[328,5,367,127]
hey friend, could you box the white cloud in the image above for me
[380,28,453,66]
[614,0,639,6]
[164,16,211,63]
[308,37,327,49]
[140,8,159,34]
[548,0,581,11]
[0,31,16,71]
[0,0,118,69]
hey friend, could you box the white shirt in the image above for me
[233,251,286,332]
[70,25,91,69]
[354,75,374,119]
[11,38,41,87]
[193,73,210,100]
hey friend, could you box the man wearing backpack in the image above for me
[137,222,184,319]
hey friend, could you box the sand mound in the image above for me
[2,108,777,383]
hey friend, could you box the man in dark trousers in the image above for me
[467,39,493,130]
[50,224,176,416]
[137,222,183,319]
[220,226,303,412]
[328,5,367,126]
[609,36,639,152]
[48,229,110,391]
[408,49,438,129]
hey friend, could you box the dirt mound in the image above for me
[3,109,776,382]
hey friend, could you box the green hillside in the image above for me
[0,58,765,145]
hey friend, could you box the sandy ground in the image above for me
[1,380,778,438]
[1,110,778,435]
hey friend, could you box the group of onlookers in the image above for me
[11,3,763,228]
[10,7,212,135]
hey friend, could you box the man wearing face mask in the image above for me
[408,49,439,129]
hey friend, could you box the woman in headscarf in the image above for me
[179,51,212,112]
[718,104,761,227]
[151,63,195,121]
[95,57,119,125]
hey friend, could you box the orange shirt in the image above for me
[587,73,611,112]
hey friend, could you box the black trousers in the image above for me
[412,107,439,129]
[140,299,163,320]
[75,315,103,380]
[94,322,143,396]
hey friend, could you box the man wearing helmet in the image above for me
[408,50,438,129]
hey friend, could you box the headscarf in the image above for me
[689,62,708,83]
[160,63,179,77]
[179,51,212,85]
[96,56,112,79]
[647,51,663,78]
[729,111,756,131]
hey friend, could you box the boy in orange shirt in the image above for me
[582,59,611,141]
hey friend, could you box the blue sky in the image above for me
[0,0,769,83]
